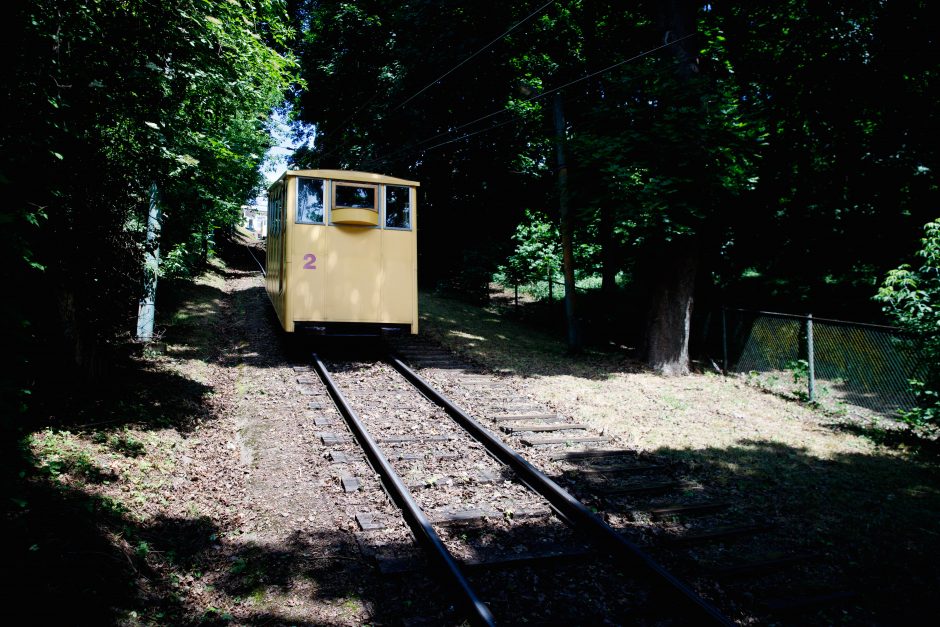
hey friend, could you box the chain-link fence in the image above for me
[716,308,925,416]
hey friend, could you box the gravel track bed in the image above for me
[322,354,654,623]
[326,359,556,526]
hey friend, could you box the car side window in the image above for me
[385,185,411,229]
[297,178,325,224]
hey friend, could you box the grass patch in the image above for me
[108,430,147,457]
[419,290,940,624]
[30,429,113,483]
[419,291,631,378]
[7,254,243,625]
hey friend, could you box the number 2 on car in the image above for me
[303,253,317,270]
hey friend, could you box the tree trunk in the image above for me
[553,92,581,353]
[600,203,617,299]
[646,242,698,376]
[56,287,100,381]
[644,0,700,375]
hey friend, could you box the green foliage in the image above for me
[108,431,147,458]
[785,359,811,386]
[877,220,940,334]
[160,231,216,279]
[497,208,611,299]
[876,219,940,428]
[499,209,561,286]
[31,430,109,482]
[135,540,151,558]
[1,0,297,394]
[713,1,938,311]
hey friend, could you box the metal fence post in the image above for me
[721,307,729,374]
[807,313,816,402]
[724,307,919,415]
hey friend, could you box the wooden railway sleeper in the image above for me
[389,354,735,627]
[311,353,496,627]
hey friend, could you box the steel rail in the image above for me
[240,239,266,276]
[310,353,496,627]
[389,355,734,627]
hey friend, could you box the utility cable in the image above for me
[359,115,526,172]
[360,33,695,170]
[315,0,554,164]
[429,33,696,145]
[388,0,554,114]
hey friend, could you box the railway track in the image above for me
[301,344,735,625]
[240,223,853,624]
[395,340,857,624]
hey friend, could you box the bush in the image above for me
[876,219,940,428]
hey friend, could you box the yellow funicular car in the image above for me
[265,169,419,335]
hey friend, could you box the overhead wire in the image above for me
[359,33,695,170]
[418,116,522,155]
[314,0,554,164]
[387,0,555,115]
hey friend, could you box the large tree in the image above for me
[288,0,937,374]
[1,0,295,396]
[713,0,938,315]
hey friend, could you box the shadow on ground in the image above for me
[1,472,418,625]
[636,438,940,624]
[8,235,936,624]
[419,291,645,381]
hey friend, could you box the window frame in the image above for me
[383,184,413,231]
[295,176,327,225]
[328,181,379,228]
[332,181,378,212]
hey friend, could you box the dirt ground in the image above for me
[6,235,393,625]
[6,235,939,625]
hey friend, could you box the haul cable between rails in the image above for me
[244,242,266,276]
